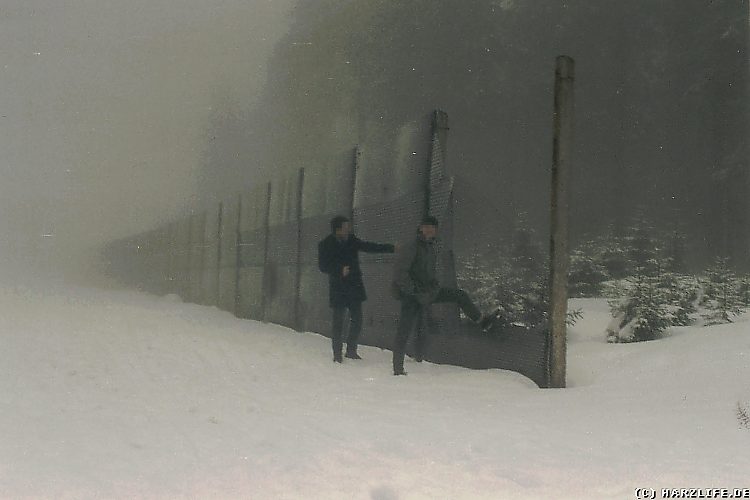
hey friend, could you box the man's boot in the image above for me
[393,355,407,375]
[478,308,502,332]
[345,349,361,360]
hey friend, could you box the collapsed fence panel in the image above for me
[426,114,461,342]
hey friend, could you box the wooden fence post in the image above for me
[548,55,575,389]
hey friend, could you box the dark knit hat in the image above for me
[330,215,350,233]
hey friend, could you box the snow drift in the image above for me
[1,285,748,499]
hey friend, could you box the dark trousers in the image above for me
[392,288,481,373]
[332,301,363,356]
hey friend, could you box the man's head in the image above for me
[418,216,439,241]
[330,215,352,240]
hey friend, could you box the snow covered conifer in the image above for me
[658,270,699,327]
[701,257,746,325]
[739,275,750,308]
[607,259,673,342]
[569,241,609,297]
[457,222,582,330]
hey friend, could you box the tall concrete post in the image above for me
[425,110,449,218]
[215,202,224,305]
[234,194,243,316]
[548,56,575,389]
[261,182,272,322]
[196,210,207,305]
[293,167,306,331]
[351,146,362,221]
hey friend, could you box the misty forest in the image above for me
[193,0,750,343]
[1,1,749,497]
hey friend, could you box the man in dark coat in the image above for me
[318,215,395,362]
[391,216,499,375]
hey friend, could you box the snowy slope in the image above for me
[1,286,748,499]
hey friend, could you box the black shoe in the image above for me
[333,353,343,363]
[478,309,502,332]
[393,369,408,376]
[345,351,362,360]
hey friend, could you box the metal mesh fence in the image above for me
[102,110,551,387]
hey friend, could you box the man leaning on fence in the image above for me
[318,216,396,363]
[391,216,500,376]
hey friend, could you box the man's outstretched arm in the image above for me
[355,237,395,254]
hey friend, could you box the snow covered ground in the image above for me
[1,283,748,499]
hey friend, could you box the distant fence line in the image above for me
[103,110,550,387]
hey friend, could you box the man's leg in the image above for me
[331,306,345,362]
[393,297,420,375]
[433,288,482,322]
[412,308,431,362]
[345,301,363,359]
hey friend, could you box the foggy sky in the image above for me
[244,0,749,269]
[2,1,748,285]
[0,1,293,282]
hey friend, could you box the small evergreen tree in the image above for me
[700,257,746,325]
[568,242,610,297]
[608,259,673,342]
[658,271,699,326]
[590,229,630,280]
[739,275,750,309]
[457,223,582,330]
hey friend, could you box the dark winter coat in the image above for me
[318,234,394,307]
[392,235,440,304]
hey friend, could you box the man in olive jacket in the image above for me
[318,215,395,362]
[391,216,498,375]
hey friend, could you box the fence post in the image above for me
[197,210,207,304]
[216,202,224,305]
[294,167,306,331]
[234,194,243,316]
[548,55,575,389]
[185,213,193,301]
[433,109,449,168]
[261,182,272,321]
[351,146,362,221]
[167,222,176,294]
[425,110,450,216]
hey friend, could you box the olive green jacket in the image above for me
[391,235,440,303]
